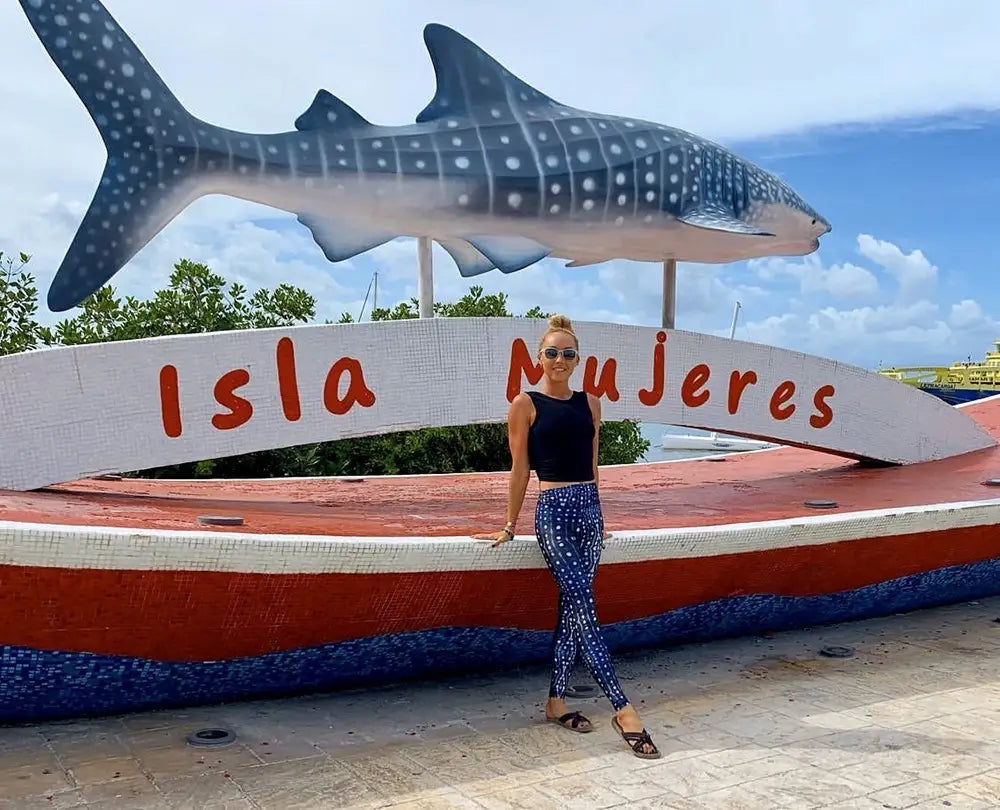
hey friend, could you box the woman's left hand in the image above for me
[472,530,514,547]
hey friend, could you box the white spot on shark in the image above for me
[615,172,626,185]
[54,14,67,25]
[609,144,622,155]
[545,155,559,168]
[635,138,648,149]
[506,157,520,170]
[577,149,591,163]
[617,194,627,206]
[582,199,595,210]
[101,34,113,49]
[551,183,561,194]
[669,192,678,203]
[455,157,470,169]
[508,192,522,209]
[645,172,655,184]
[458,194,469,206]
[550,204,560,213]
[582,177,596,192]
[452,137,463,146]
[121,62,134,77]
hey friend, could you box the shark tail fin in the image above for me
[19,0,208,311]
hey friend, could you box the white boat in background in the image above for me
[659,433,777,452]
[660,302,780,454]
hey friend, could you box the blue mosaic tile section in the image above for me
[3,556,1000,723]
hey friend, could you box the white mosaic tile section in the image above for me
[0,497,997,575]
[1,319,994,490]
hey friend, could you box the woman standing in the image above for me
[475,315,660,759]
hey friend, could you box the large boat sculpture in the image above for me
[2,0,998,722]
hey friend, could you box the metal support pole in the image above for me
[661,259,676,329]
[417,237,434,318]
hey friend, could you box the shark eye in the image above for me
[811,218,816,225]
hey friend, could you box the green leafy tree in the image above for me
[0,251,50,356]
[47,259,316,345]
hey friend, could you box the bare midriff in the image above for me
[539,478,596,492]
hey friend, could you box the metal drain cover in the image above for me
[819,645,854,658]
[565,683,597,697]
[983,479,1000,487]
[187,728,236,747]
[197,515,244,526]
[804,499,838,509]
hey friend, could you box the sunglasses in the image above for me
[542,347,578,360]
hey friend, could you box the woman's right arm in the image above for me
[503,393,533,532]
[472,393,532,545]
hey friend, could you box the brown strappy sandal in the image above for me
[546,710,594,733]
[611,716,662,759]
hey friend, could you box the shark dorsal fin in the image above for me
[416,24,559,123]
[295,90,371,131]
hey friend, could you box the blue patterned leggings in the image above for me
[534,482,630,711]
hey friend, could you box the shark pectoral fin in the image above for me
[295,90,371,131]
[677,204,775,236]
[462,236,550,273]
[296,214,397,262]
[565,257,610,268]
[438,239,496,277]
[416,23,560,123]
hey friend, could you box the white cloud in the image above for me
[749,254,880,300]
[856,234,938,303]
[738,238,1000,368]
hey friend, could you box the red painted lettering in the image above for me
[727,370,758,415]
[506,338,544,402]
[680,363,711,407]
[769,380,796,420]
[212,369,253,430]
[276,337,301,422]
[810,384,836,428]
[159,364,182,438]
[583,357,620,401]
[638,331,667,406]
[324,357,376,416]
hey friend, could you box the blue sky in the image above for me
[1,0,998,372]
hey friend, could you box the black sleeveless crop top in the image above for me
[525,390,595,482]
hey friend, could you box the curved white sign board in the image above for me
[0,318,993,491]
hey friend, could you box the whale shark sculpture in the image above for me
[18,0,831,312]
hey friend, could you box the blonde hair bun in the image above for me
[547,314,574,332]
